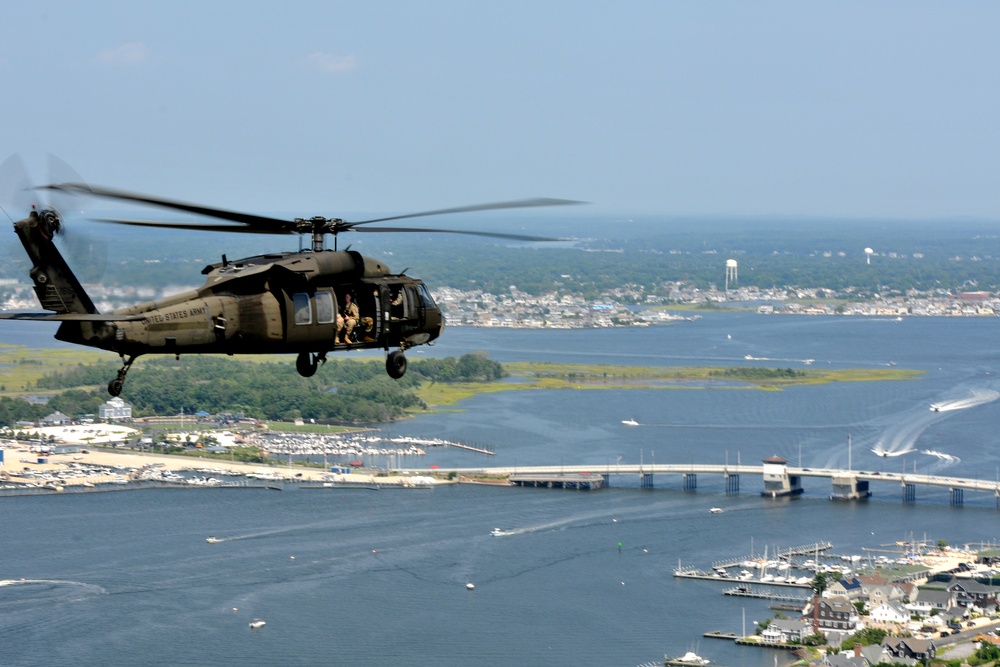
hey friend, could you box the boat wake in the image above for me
[929,389,1000,412]
[921,449,961,463]
[0,579,107,604]
[742,354,817,365]
[870,445,913,458]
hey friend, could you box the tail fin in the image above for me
[14,208,97,314]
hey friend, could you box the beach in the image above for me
[1,436,428,489]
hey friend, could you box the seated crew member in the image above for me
[337,293,359,344]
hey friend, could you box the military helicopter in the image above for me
[1,178,575,397]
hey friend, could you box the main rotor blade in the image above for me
[352,226,567,242]
[43,183,294,231]
[349,198,584,227]
[96,218,293,234]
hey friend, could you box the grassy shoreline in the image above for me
[0,345,923,417]
[414,362,922,408]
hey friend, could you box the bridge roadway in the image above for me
[400,463,1000,502]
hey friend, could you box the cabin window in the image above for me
[293,293,311,325]
[315,291,335,324]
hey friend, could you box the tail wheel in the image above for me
[296,352,318,377]
[108,378,124,397]
[386,350,407,379]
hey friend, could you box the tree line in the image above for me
[0,353,504,426]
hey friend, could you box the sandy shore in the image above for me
[1,447,428,488]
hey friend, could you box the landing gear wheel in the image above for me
[296,352,319,377]
[386,350,407,379]
[106,355,137,397]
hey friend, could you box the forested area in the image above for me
[0,353,504,426]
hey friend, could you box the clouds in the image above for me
[302,53,356,74]
[95,42,149,66]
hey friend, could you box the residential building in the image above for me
[99,397,132,421]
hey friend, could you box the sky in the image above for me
[2,2,1000,222]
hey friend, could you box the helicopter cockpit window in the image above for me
[416,284,437,308]
[315,292,335,324]
[293,293,312,325]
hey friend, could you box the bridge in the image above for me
[400,456,1000,507]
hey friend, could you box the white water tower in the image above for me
[725,259,738,291]
[864,247,874,265]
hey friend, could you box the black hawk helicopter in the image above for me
[1,177,575,397]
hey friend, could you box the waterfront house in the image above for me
[945,577,1000,612]
[812,643,893,667]
[811,595,861,635]
[908,587,953,615]
[881,636,935,662]
[760,617,811,644]
[868,600,910,625]
[862,582,905,607]
[826,577,864,601]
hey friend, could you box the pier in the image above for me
[723,586,810,604]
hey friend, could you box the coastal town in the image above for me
[671,540,1000,666]
[434,284,998,328]
[2,277,997,332]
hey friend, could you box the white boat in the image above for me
[248,618,266,629]
[206,537,221,544]
[665,651,710,666]
[490,528,504,537]
[621,419,639,426]
[709,507,723,514]
[465,582,475,590]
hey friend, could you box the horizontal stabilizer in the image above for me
[0,312,146,322]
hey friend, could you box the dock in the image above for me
[723,586,809,604]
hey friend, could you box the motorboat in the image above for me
[709,507,723,514]
[465,583,475,590]
[248,618,266,629]
[206,537,221,544]
[490,528,504,537]
[621,419,639,426]
[664,651,710,666]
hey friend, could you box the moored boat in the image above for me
[664,651,709,666]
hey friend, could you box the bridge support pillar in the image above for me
[950,487,964,506]
[725,473,739,495]
[683,473,697,491]
[640,472,654,489]
[602,473,610,487]
[902,483,916,503]
[830,475,871,501]
[760,456,803,497]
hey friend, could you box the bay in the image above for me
[1,314,1000,666]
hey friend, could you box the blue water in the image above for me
[2,315,1000,666]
